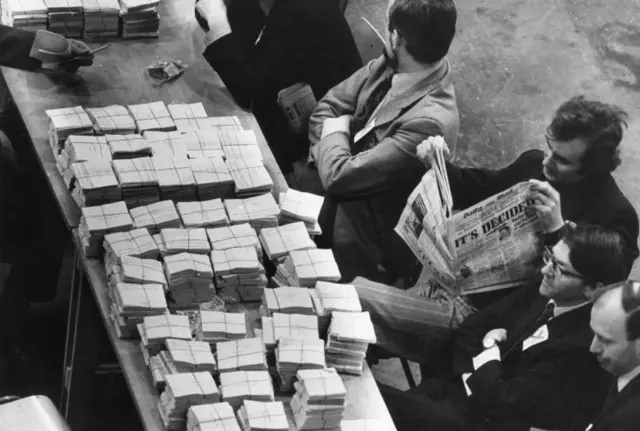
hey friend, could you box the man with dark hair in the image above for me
[588,280,640,431]
[297,0,459,283]
[383,224,624,431]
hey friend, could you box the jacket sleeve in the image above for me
[0,25,41,71]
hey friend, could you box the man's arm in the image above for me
[0,25,40,71]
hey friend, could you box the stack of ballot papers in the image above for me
[139,314,192,356]
[87,105,137,135]
[177,199,229,228]
[112,157,160,208]
[182,130,225,160]
[146,131,189,160]
[149,353,171,391]
[81,0,121,38]
[176,116,243,133]
[152,157,198,201]
[156,228,211,256]
[78,201,133,257]
[2,0,48,31]
[275,338,325,391]
[216,338,267,373]
[259,222,316,264]
[224,194,280,232]
[46,106,94,153]
[236,400,287,431]
[187,402,241,431]
[290,368,347,431]
[119,0,160,38]
[271,312,319,342]
[189,157,235,201]
[279,189,324,236]
[325,312,376,375]
[219,130,263,161]
[45,0,84,38]
[130,200,182,233]
[109,282,167,338]
[107,254,167,291]
[311,282,362,336]
[159,372,219,431]
[164,339,217,373]
[262,287,315,316]
[226,157,273,197]
[219,372,274,411]
[128,102,175,132]
[340,419,388,431]
[259,316,277,359]
[168,102,207,125]
[196,311,246,345]
[210,247,267,302]
[274,249,341,287]
[206,224,262,260]
[103,227,160,269]
[70,160,122,207]
[163,252,215,309]
[57,135,111,186]
[107,134,153,159]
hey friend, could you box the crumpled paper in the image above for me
[146,58,187,86]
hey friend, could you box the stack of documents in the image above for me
[109,282,167,338]
[259,222,316,264]
[190,157,235,201]
[224,194,280,232]
[168,103,207,124]
[210,247,267,302]
[139,314,192,356]
[290,368,347,431]
[79,201,133,257]
[159,372,219,431]
[177,199,229,228]
[149,354,171,390]
[236,400,287,431]
[226,157,273,197]
[216,338,267,373]
[107,255,167,291]
[340,419,388,431]
[82,0,120,39]
[156,228,211,256]
[187,403,241,431]
[219,372,274,411]
[275,338,325,391]
[46,106,93,153]
[45,0,84,38]
[165,339,217,373]
[274,249,341,287]
[196,310,247,345]
[70,160,122,207]
[130,200,182,234]
[119,0,160,38]
[152,157,197,202]
[146,131,189,160]
[207,224,263,261]
[183,130,225,160]
[262,287,314,316]
[311,282,362,336]
[325,312,376,375]
[103,227,160,268]
[112,157,160,208]
[279,189,324,236]
[219,130,262,161]
[272,312,319,342]
[2,0,48,31]
[58,135,110,186]
[107,134,152,159]
[163,252,215,309]
[176,116,242,133]
[128,102,175,133]
[87,105,137,135]
[259,316,276,362]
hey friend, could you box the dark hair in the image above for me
[388,0,457,64]
[547,96,629,174]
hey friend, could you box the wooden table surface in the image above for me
[0,0,286,229]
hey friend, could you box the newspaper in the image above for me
[277,83,317,134]
[395,139,544,296]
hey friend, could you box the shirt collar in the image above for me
[550,299,590,318]
[389,59,443,97]
[618,364,640,392]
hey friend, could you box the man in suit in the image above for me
[587,280,640,431]
[195,0,362,173]
[382,224,626,431]
[299,0,459,283]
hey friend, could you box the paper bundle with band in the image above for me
[259,222,316,264]
[46,106,94,153]
[272,312,319,343]
[82,0,121,39]
[168,103,208,126]
[58,135,111,186]
[79,201,133,257]
[149,353,171,391]
[112,157,160,208]
[219,372,274,411]
[2,0,48,31]
[236,400,287,431]
[156,228,211,256]
[182,130,226,160]
[130,200,182,233]
[210,246,267,302]
[178,199,229,229]
[274,249,341,287]
[276,337,325,391]
[219,130,263,161]
[128,102,175,132]
[164,339,217,374]
[109,282,167,338]
[187,402,241,431]
[45,0,83,38]
[106,134,153,159]
[207,224,262,260]
[259,316,277,360]
[216,337,267,373]
[103,227,160,269]
[159,372,219,431]
[86,105,137,135]
[290,368,347,431]
[262,287,315,316]
[196,310,247,345]
[107,255,167,292]
[152,157,198,202]
[190,157,236,201]
[310,282,362,336]
[138,314,192,357]
[175,115,243,132]
[278,189,323,236]
[119,0,160,39]
[340,419,388,431]
[146,131,189,160]
[163,252,215,309]
[325,311,376,375]
[226,157,273,198]
[224,194,279,232]
[70,160,122,207]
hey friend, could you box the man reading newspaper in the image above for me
[355,96,639,362]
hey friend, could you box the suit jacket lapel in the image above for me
[502,296,548,358]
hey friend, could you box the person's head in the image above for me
[542,96,629,184]
[590,281,640,376]
[384,0,457,69]
[540,224,626,306]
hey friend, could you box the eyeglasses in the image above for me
[543,247,584,279]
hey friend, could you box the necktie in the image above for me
[535,301,556,327]
[503,301,556,358]
[350,73,393,154]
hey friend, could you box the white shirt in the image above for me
[618,364,640,392]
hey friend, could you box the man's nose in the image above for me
[589,336,599,353]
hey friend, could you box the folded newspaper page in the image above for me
[277,83,317,134]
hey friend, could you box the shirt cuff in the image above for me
[321,116,351,140]
[203,21,232,47]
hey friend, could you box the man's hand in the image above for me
[61,39,94,72]
[195,0,228,32]
[482,328,507,348]
[416,136,450,167]
[30,30,94,72]
[527,179,564,233]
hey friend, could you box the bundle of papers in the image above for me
[187,403,241,431]
[127,102,175,133]
[237,400,287,431]
[279,189,323,236]
[219,130,263,161]
[340,419,388,431]
[258,222,316,264]
[149,353,171,391]
[79,201,133,257]
[58,135,110,186]
[81,0,121,39]
[325,312,376,375]
[177,199,229,228]
[290,368,347,431]
[276,338,325,391]
[45,0,84,38]
[224,194,280,232]
[163,252,215,309]
[262,287,314,316]
[259,316,277,357]
[226,157,273,198]
[182,130,225,160]
[210,247,267,302]
[311,282,362,336]
[157,228,211,256]
[159,372,219,431]
[274,249,341,287]
[139,314,192,356]
[2,0,48,31]
[130,200,182,233]
[175,116,243,133]
[46,106,94,153]
[165,339,217,373]
[109,282,167,338]
[189,157,235,201]
[103,228,160,269]
[119,0,160,39]
[216,338,267,373]
[87,105,137,135]
[152,157,198,201]
[219,372,274,411]
[206,224,262,260]
[196,311,247,345]
[107,255,167,291]
[112,157,160,208]
[146,131,189,160]
[107,134,153,159]
[167,103,207,123]
[272,312,319,342]
[70,160,122,207]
